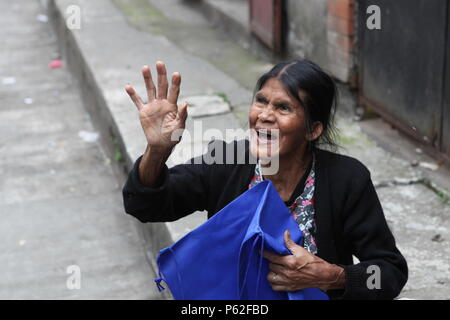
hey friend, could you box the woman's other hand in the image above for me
[125,61,188,151]
[264,230,346,292]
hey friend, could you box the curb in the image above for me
[47,0,174,299]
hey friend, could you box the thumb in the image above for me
[284,230,303,255]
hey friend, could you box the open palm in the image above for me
[125,61,188,149]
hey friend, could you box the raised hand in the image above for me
[125,61,188,151]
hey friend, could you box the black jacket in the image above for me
[122,140,408,300]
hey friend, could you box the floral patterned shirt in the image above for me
[248,156,318,254]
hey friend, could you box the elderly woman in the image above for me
[122,60,408,300]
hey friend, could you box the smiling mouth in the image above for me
[256,129,278,143]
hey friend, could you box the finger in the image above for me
[168,72,181,105]
[125,85,144,111]
[271,285,288,292]
[142,65,156,102]
[156,61,168,100]
[268,262,290,277]
[284,230,304,256]
[271,284,299,292]
[268,273,306,292]
[176,101,188,124]
[267,271,289,285]
[263,250,289,266]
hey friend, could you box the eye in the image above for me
[278,104,292,112]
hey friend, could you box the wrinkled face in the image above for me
[249,78,309,161]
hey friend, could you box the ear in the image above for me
[307,121,323,141]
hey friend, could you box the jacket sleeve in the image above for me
[338,165,408,300]
[122,145,213,223]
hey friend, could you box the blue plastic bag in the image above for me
[155,180,328,300]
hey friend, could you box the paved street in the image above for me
[0,0,159,299]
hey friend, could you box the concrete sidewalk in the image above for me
[48,0,450,299]
[0,0,160,299]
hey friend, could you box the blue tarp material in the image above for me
[155,180,328,300]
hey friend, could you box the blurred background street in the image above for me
[0,0,160,299]
[1,0,450,299]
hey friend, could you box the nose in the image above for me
[257,105,276,122]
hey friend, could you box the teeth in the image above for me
[256,129,276,140]
[256,130,277,143]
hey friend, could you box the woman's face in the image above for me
[249,78,310,161]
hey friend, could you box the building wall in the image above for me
[286,0,356,84]
[286,0,328,70]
